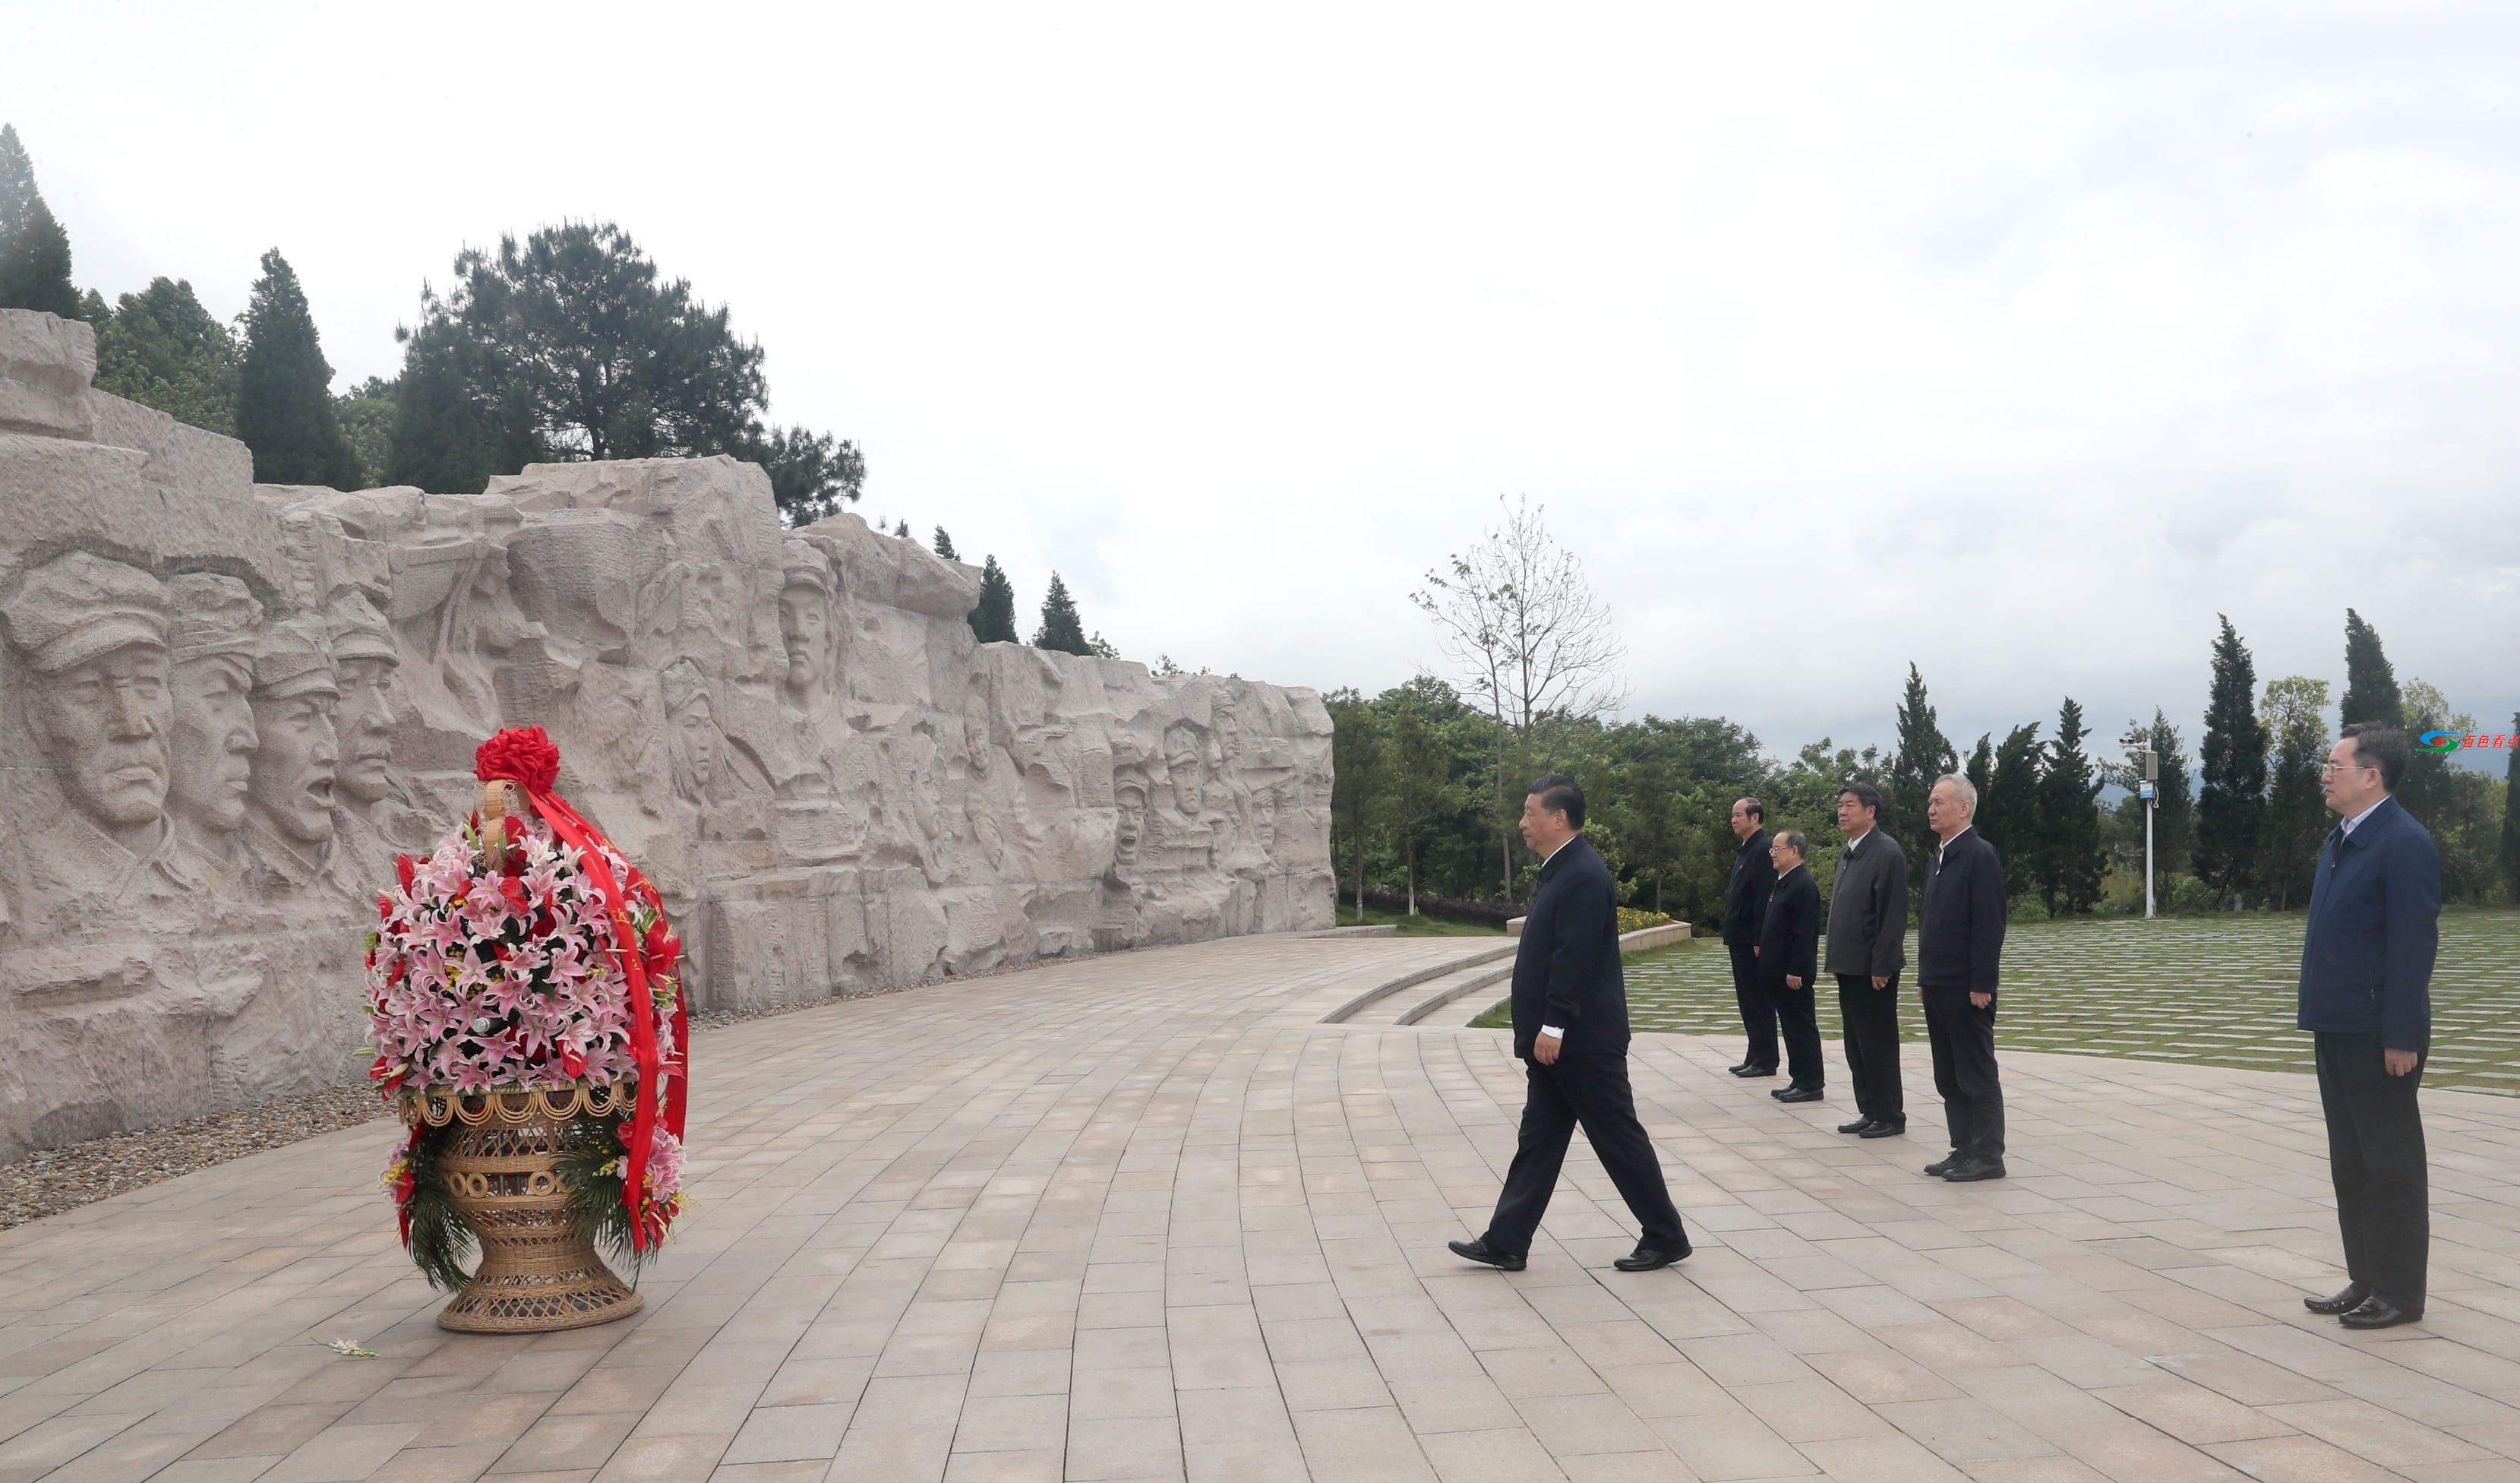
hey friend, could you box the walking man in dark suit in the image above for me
[1759,830,1825,1102]
[1451,776,1691,1273]
[1825,783,1908,1137]
[1723,797,1779,1079]
[2300,724,2439,1331]
[1918,775,2007,1181]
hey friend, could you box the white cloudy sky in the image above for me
[11,1,2517,760]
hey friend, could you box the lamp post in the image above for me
[2139,749,2159,919]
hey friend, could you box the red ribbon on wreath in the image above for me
[475,726,690,1249]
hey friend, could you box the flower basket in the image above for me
[368,729,690,1333]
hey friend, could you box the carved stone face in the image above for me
[333,656,398,807]
[963,693,992,777]
[1251,785,1281,850]
[778,580,835,705]
[670,694,720,797]
[36,643,172,829]
[249,691,340,844]
[1114,787,1146,865]
[1166,737,1205,816]
[168,653,257,833]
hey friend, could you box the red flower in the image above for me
[396,853,416,894]
[500,876,530,915]
[643,919,680,976]
[475,726,561,795]
[559,1048,587,1080]
[376,893,393,921]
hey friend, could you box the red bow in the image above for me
[475,727,690,1248]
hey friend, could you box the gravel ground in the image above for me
[0,946,1113,1230]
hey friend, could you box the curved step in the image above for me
[1317,942,1516,1023]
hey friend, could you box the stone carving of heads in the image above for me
[1250,780,1283,852]
[326,590,399,810]
[1164,723,1206,817]
[166,573,265,837]
[777,539,840,713]
[246,615,340,846]
[661,657,722,801]
[1113,778,1148,866]
[962,687,993,777]
[0,552,174,840]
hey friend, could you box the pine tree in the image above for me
[2143,709,2195,905]
[1088,632,1119,659]
[2197,615,2268,906]
[2259,677,2333,909]
[1964,733,1994,803]
[2502,712,2519,905]
[1325,689,1386,922]
[1033,572,1091,656]
[93,277,242,435]
[932,526,958,561]
[1888,662,1958,884]
[1982,723,2042,899]
[2034,697,2104,915]
[0,126,36,236]
[235,250,360,486]
[893,519,911,539]
[0,194,78,319]
[968,556,1018,643]
[2341,609,2404,729]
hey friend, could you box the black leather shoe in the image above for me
[1923,1155,1959,1176]
[1726,1061,1751,1074]
[1446,1238,1525,1272]
[2304,1282,2370,1316]
[1776,1085,1824,1104]
[1836,1117,1876,1134]
[1612,1240,1691,1272]
[1859,1122,1906,1140]
[1732,1064,1777,1078]
[1942,1158,2007,1182]
[2338,1297,2421,1330]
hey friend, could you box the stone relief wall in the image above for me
[0,309,1334,1159]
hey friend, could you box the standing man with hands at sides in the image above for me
[1723,797,1779,1080]
[1825,783,1909,1137]
[1451,776,1691,1274]
[1759,830,1825,1102]
[2300,724,2439,1332]
[1918,775,2007,1181]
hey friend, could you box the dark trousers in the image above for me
[1836,972,1903,1126]
[1482,1051,1688,1257]
[1921,988,2004,1160]
[1767,979,1825,1089]
[1728,941,1777,1070]
[2314,1032,2428,1310]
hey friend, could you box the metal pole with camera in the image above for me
[2139,749,2158,919]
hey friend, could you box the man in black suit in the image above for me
[1918,775,2007,1181]
[1722,797,1779,1078]
[1451,775,1691,1273]
[1758,830,1824,1103]
[1824,783,1909,1137]
[2299,724,2440,1332]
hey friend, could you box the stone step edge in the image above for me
[1317,944,1520,1023]
[1401,921,1697,1028]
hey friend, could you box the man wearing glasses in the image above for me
[2299,724,2440,1331]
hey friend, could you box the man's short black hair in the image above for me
[1839,781,1885,819]
[1527,773,1585,830]
[2342,723,2410,792]
[1738,796,1765,824]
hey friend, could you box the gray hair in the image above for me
[1934,773,1978,810]
[1775,828,1808,857]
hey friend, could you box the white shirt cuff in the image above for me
[1539,1025,1565,1039]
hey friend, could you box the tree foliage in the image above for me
[1979,723,2042,897]
[0,128,77,320]
[933,526,958,561]
[237,249,360,487]
[91,277,241,435]
[386,221,861,519]
[1889,662,1958,883]
[2503,713,2520,906]
[2259,676,2333,909]
[2341,609,2403,729]
[1032,572,1090,656]
[969,556,1018,643]
[2034,698,2105,915]
[333,376,396,488]
[2196,615,2268,906]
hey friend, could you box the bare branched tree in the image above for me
[1412,494,1628,897]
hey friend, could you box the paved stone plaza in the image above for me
[5,934,2519,1483]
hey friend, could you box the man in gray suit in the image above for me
[1825,782,1909,1137]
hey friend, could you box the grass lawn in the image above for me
[1334,903,1507,938]
[1473,909,2520,1096]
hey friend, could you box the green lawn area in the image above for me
[1476,909,2520,1096]
[1335,903,1508,938]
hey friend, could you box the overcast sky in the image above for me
[11,2,2516,762]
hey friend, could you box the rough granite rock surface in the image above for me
[0,308,1334,1160]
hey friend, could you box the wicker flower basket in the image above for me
[399,1083,643,1333]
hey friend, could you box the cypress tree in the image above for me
[1964,733,1994,803]
[2034,697,2104,915]
[2502,713,2519,905]
[387,318,507,494]
[0,125,35,235]
[1888,662,1958,884]
[893,519,911,539]
[0,194,78,319]
[1982,723,2042,897]
[2341,609,2404,729]
[1033,572,1091,656]
[2143,708,2195,903]
[2259,677,2333,909]
[93,277,242,435]
[237,249,359,487]
[968,555,1018,643]
[2197,615,2268,907]
[933,526,958,561]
